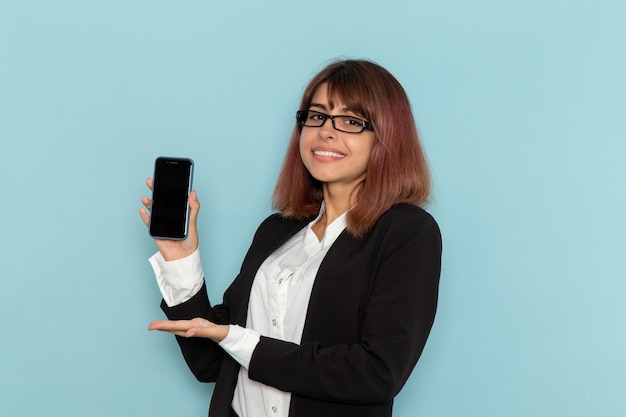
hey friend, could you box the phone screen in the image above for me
[149,157,194,240]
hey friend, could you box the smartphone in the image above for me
[149,157,194,240]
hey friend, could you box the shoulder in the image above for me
[364,204,442,253]
[377,204,440,235]
[238,213,311,268]
[250,213,311,245]
[256,212,311,233]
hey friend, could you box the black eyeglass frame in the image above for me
[296,110,373,134]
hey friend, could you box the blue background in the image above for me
[1,1,625,416]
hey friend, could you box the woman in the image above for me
[140,59,442,417]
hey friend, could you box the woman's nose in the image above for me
[318,116,336,140]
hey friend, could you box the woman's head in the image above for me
[273,59,431,236]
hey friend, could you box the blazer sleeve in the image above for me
[160,282,231,382]
[247,207,442,404]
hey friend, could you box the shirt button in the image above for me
[271,319,277,326]
[278,278,283,284]
[271,405,278,413]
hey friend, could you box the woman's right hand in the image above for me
[139,178,200,261]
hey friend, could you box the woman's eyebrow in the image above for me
[309,102,328,111]
[309,103,353,114]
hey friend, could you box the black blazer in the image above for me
[162,203,442,417]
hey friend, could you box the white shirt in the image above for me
[149,206,347,417]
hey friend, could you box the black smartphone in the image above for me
[149,157,194,240]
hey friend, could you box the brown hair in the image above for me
[272,59,431,237]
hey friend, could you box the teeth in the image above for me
[314,150,345,158]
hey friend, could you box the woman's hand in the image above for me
[139,178,200,261]
[148,318,229,342]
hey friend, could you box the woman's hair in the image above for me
[272,59,431,237]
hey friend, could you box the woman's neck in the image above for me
[311,182,357,241]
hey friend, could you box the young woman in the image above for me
[140,59,442,417]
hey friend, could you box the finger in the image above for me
[167,330,190,337]
[148,319,192,332]
[141,195,152,210]
[146,178,153,191]
[139,207,150,227]
[188,190,200,227]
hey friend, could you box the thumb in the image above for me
[189,190,200,221]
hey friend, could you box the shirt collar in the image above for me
[306,202,348,249]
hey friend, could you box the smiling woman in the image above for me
[274,59,431,237]
[141,59,442,417]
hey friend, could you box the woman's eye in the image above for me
[343,117,361,126]
[309,112,324,121]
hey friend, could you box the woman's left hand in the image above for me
[148,318,229,342]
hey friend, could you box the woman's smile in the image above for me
[312,147,346,160]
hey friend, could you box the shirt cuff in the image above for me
[149,248,204,307]
[219,325,261,369]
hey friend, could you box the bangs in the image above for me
[318,69,375,122]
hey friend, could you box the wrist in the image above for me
[213,325,230,343]
[159,246,197,262]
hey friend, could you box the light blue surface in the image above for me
[1,1,625,416]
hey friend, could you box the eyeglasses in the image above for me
[296,110,373,134]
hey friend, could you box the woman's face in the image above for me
[299,83,376,194]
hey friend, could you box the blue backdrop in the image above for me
[1,1,625,416]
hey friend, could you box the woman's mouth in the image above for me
[313,150,345,159]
